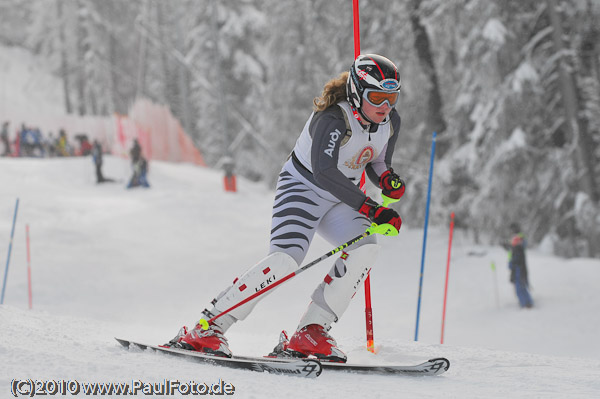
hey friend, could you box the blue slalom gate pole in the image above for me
[1,198,20,305]
[414,132,437,341]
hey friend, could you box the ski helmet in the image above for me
[346,54,401,113]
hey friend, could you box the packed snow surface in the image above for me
[1,157,599,398]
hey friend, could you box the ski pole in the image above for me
[1,198,19,305]
[199,223,397,330]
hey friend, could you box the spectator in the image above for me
[127,139,150,188]
[1,121,10,156]
[130,138,141,164]
[45,132,57,157]
[91,140,115,184]
[76,134,92,156]
[57,129,70,157]
[507,223,534,309]
[27,128,45,157]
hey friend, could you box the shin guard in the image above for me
[209,252,298,329]
[297,243,380,331]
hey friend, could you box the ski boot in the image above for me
[163,322,232,358]
[269,324,347,363]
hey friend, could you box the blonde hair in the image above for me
[313,71,349,112]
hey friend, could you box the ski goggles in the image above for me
[363,89,399,108]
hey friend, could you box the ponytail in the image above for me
[313,72,349,112]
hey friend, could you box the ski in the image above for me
[319,357,450,376]
[115,338,321,378]
[234,354,448,376]
[259,354,449,376]
[116,338,449,377]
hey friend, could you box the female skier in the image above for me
[167,54,406,362]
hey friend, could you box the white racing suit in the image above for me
[208,101,401,333]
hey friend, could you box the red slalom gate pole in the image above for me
[353,0,375,354]
[364,273,375,352]
[26,224,32,310]
[353,0,361,58]
[440,212,455,344]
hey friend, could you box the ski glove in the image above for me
[379,169,406,200]
[358,197,402,231]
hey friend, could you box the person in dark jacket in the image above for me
[91,140,115,183]
[127,139,150,188]
[508,223,534,308]
[126,138,149,188]
[130,138,142,164]
[1,121,11,156]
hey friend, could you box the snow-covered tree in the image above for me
[424,0,599,256]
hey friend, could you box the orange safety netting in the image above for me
[8,98,205,166]
[116,99,205,165]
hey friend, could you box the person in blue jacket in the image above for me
[508,223,534,308]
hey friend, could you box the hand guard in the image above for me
[358,197,402,231]
[379,169,406,200]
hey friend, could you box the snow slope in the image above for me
[1,156,599,398]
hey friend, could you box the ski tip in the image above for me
[115,337,130,348]
[427,357,450,374]
[115,338,149,351]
